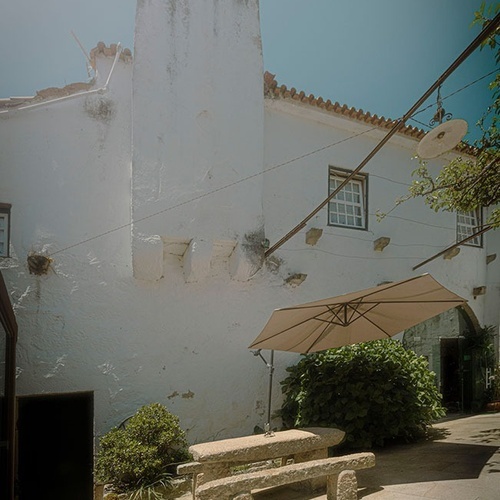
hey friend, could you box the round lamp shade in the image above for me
[417,119,468,159]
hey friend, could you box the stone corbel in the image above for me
[132,234,163,281]
[229,241,263,282]
[183,239,212,283]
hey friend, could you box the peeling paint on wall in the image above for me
[84,96,115,123]
[44,355,67,379]
[27,254,53,276]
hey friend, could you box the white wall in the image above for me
[0,0,290,443]
[131,0,265,282]
[0,54,135,432]
[0,0,496,446]
[263,99,488,319]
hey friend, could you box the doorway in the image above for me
[440,337,462,410]
[440,337,472,411]
[17,391,94,500]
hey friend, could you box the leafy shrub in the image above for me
[95,403,190,494]
[280,339,445,449]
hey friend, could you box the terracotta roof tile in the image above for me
[263,71,476,156]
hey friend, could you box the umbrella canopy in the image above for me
[249,274,466,354]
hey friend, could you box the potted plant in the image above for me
[486,364,500,412]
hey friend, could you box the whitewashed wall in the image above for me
[263,99,489,319]
[0,54,135,433]
[131,0,265,282]
[0,0,496,446]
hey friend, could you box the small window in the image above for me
[457,209,482,247]
[328,167,368,230]
[0,204,11,258]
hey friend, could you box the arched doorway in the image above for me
[403,305,490,412]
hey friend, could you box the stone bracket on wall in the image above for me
[132,233,164,281]
[132,235,262,282]
[183,239,212,283]
[229,243,262,281]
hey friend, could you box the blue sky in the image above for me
[0,1,496,142]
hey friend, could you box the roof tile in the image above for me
[263,71,475,156]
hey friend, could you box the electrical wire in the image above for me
[320,230,451,249]
[49,126,378,256]
[369,173,412,187]
[48,66,498,257]
[280,246,431,261]
[408,67,499,123]
[378,214,455,230]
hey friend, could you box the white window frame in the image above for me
[328,167,368,230]
[0,204,11,258]
[456,209,482,247]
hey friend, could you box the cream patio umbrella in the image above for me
[249,274,466,354]
[249,274,466,433]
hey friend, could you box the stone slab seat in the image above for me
[194,452,375,500]
[177,461,203,476]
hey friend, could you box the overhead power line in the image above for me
[47,20,500,258]
[49,126,377,257]
[264,11,500,257]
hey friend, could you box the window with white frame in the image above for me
[0,204,11,258]
[328,167,368,229]
[456,209,482,247]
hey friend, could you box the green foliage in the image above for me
[409,155,500,227]
[95,403,190,494]
[409,3,500,228]
[463,324,496,353]
[280,340,446,449]
[489,363,500,400]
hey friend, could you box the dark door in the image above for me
[0,270,18,500]
[17,392,94,500]
[440,338,462,411]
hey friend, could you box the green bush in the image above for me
[280,339,446,449]
[95,403,190,494]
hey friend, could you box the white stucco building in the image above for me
[1,0,498,448]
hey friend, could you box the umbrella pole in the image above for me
[266,350,275,436]
[252,349,275,437]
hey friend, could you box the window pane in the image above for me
[328,173,366,229]
[457,210,481,247]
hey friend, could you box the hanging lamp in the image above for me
[416,85,468,159]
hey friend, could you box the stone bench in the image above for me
[194,452,375,500]
[177,461,204,499]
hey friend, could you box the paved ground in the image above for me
[252,412,500,500]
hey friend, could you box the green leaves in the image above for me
[410,155,500,227]
[95,403,190,494]
[407,4,500,226]
[279,339,446,450]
